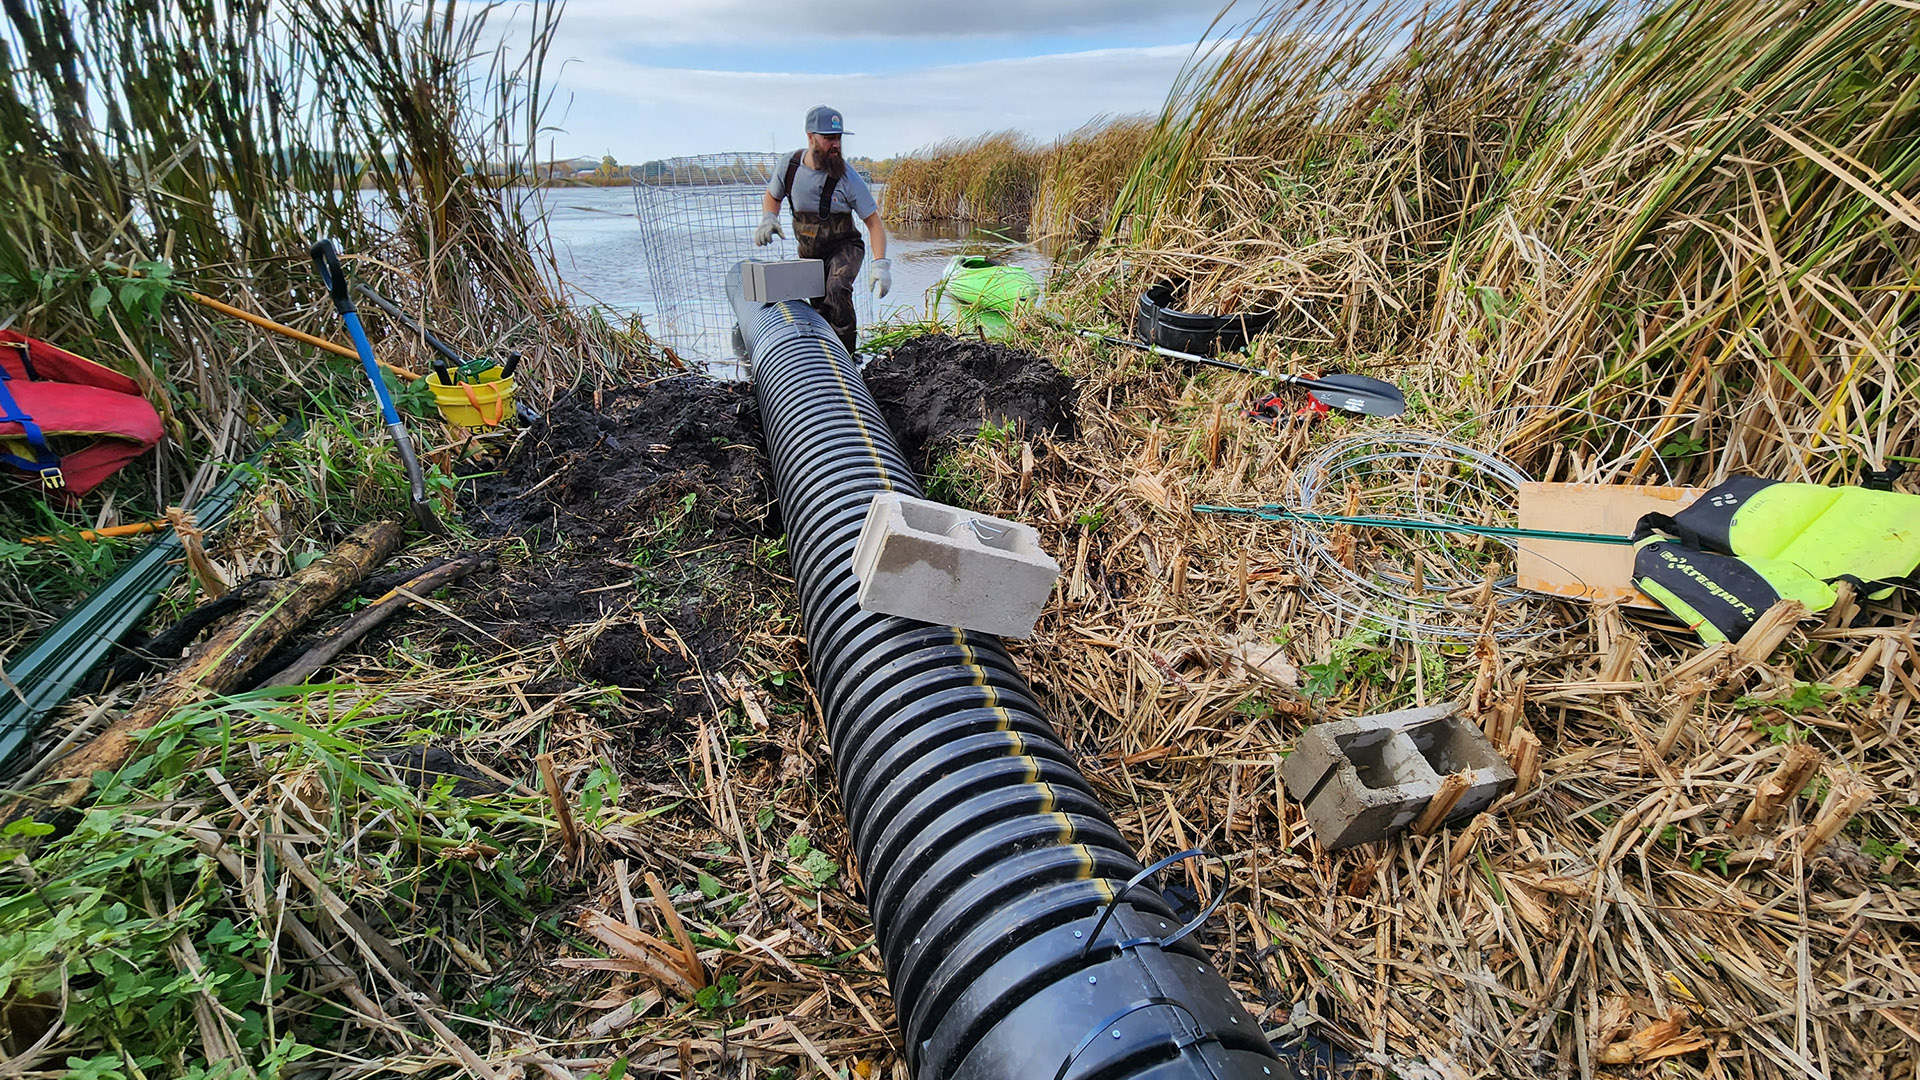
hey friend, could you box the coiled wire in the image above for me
[1282,416,1673,642]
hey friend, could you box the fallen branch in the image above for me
[264,553,485,686]
[4,520,405,822]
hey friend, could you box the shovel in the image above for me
[1079,330,1407,418]
[354,282,461,386]
[309,239,446,534]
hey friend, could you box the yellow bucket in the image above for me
[429,368,516,429]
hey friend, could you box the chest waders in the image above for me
[1631,475,1920,643]
[783,150,864,352]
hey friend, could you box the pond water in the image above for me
[520,186,1050,367]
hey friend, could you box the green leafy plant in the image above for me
[693,973,740,1015]
[1302,624,1386,700]
[785,833,840,889]
[1658,431,1707,459]
[93,260,173,324]
[976,417,1018,448]
[0,784,309,1077]
[925,453,984,508]
[578,762,621,825]
[1861,835,1910,869]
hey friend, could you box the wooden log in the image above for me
[7,520,404,821]
[263,553,484,687]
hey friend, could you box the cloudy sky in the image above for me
[524,0,1234,162]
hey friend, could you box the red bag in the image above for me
[0,330,163,496]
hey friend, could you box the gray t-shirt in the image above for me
[767,151,878,219]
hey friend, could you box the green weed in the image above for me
[784,833,840,890]
[0,686,575,1074]
[924,453,984,508]
[693,973,741,1015]
[1301,624,1387,700]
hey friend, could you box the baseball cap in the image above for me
[806,106,850,136]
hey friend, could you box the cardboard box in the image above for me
[1515,482,1704,607]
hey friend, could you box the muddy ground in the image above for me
[257,338,1079,758]
[863,333,1077,470]
[236,338,1077,757]
[453,376,781,737]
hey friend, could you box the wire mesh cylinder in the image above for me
[632,152,874,370]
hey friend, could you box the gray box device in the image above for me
[741,259,826,303]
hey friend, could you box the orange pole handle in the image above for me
[20,519,173,544]
[183,290,421,382]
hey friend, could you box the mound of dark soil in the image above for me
[448,377,779,729]
[472,377,771,541]
[862,334,1077,470]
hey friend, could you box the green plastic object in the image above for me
[1195,503,1632,546]
[935,256,1039,335]
[0,460,258,778]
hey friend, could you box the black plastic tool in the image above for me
[1083,330,1407,418]
[353,282,471,386]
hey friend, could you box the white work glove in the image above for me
[754,212,783,246]
[869,257,892,299]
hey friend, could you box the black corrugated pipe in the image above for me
[730,266,1292,1080]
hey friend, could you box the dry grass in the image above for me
[948,328,1920,1078]
[1083,0,1616,332]
[1428,0,1920,486]
[7,0,1917,1076]
[1006,3,1920,1068]
[11,333,1911,1079]
[1030,116,1156,241]
[1083,0,1918,485]
[885,118,1154,238]
[882,131,1044,224]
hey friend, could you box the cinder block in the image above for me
[1279,702,1514,850]
[741,259,825,303]
[851,493,1060,638]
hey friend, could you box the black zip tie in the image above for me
[1052,997,1205,1080]
[1080,847,1228,960]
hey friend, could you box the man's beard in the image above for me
[820,145,846,179]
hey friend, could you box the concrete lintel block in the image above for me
[852,493,1060,638]
[741,259,825,303]
[1280,702,1515,850]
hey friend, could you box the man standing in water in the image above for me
[755,105,890,353]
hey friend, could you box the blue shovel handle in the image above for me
[310,239,402,428]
